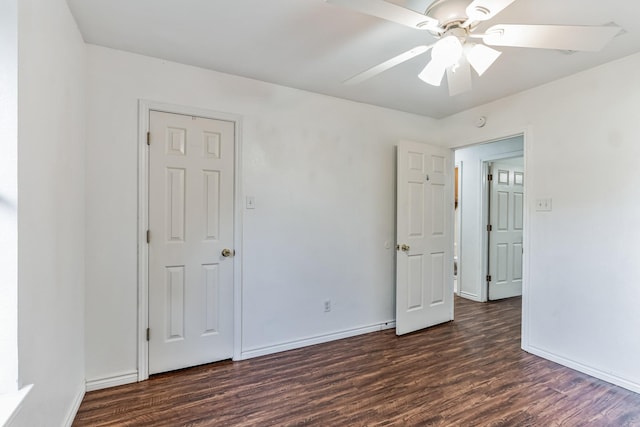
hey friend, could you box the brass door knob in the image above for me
[401,244,410,252]
[221,248,234,257]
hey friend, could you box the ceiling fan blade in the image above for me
[466,0,516,22]
[344,45,432,85]
[482,24,621,51]
[418,59,446,86]
[465,44,502,76]
[325,0,440,31]
[447,60,472,96]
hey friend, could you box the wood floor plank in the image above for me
[73,297,640,426]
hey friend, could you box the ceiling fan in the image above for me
[326,0,621,95]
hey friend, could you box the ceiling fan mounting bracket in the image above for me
[425,0,471,28]
[424,0,479,38]
[434,26,468,45]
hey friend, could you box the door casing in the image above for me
[137,100,243,381]
[452,128,531,350]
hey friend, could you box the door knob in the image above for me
[401,244,410,252]
[221,248,235,257]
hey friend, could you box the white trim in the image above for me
[85,371,138,392]
[0,0,19,398]
[137,101,150,382]
[0,384,32,427]
[62,386,85,427]
[520,127,533,351]
[137,100,243,381]
[458,291,481,302]
[524,345,640,394]
[480,160,490,302]
[232,116,244,362]
[240,321,396,360]
[454,160,462,297]
[450,127,529,151]
[448,149,455,321]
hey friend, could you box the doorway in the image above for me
[394,135,525,336]
[137,101,242,380]
[454,135,524,302]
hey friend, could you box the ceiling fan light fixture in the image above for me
[465,43,502,76]
[431,35,464,67]
[418,60,446,86]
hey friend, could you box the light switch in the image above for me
[536,198,552,212]
[246,196,255,209]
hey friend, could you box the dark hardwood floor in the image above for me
[73,297,640,426]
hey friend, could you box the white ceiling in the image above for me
[66,0,640,119]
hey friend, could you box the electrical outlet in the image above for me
[324,300,331,313]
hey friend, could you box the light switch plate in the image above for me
[246,196,255,209]
[535,198,552,212]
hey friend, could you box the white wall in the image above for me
[84,46,440,383]
[0,0,18,396]
[455,136,523,302]
[82,38,640,396]
[12,0,87,424]
[441,52,640,392]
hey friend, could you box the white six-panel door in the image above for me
[148,110,235,374]
[488,161,524,300]
[396,141,453,335]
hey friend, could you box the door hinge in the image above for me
[146,230,150,244]
[147,131,151,145]
[488,174,493,181]
[146,328,150,341]
[486,274,492,282]
[486,224,492,232]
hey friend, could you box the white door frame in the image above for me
[137,100,243,381]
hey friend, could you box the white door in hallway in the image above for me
[488,160,524,300]
[396,141,454,335]
[148,110,235,374]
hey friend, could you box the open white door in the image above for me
[487,160,524,300]
[396,141,454,335]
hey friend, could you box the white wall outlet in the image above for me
[536,198,552,212]
[323,300,331,313]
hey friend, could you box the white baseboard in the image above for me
[458,292,482,302]
[63,386,85,427]
[524,344,640,394]
[85,371,138,392]
[240,320,396,360]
